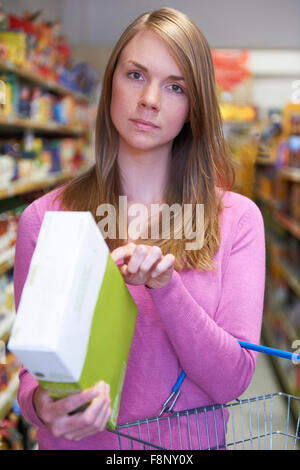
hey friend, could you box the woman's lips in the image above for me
[130,119,159,130]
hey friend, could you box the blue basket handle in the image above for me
[159,341,300,416]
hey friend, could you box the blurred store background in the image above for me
[0,0,299,450]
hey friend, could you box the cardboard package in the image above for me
[8,211,138,429]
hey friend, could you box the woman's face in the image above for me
[110,29,190,155]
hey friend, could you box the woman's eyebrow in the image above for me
[125,60,185,81]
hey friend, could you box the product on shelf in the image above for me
[0,71,93,129]
[0,31,27,67]
[0,72,18,115]
[0,401,37,450]
[0,352,20,392]
[0,273,14,312]
[0,135,92,185]
[0,211,19,251]
[288,136,300,168]
[224,121,258,198]
[255,106,300,399]
[0,415,23,450]
[282,103,300,136]
[220,103,257,123]
[0,8,99,99]
[213,50,258,199]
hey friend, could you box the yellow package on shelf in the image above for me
[0,76,13,115]
[8,211,138,429]
[0,32,27,67]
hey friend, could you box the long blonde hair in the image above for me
[55,7,235,272]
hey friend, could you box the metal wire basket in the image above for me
[109,392,300,450]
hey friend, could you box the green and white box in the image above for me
[8,211,138,429]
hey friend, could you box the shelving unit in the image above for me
[0,114,88,137]
[0,38,97,439]
[0,57,91,104]
[255,157,300,414]
[0,373,19,421]
[0,311,15,343]
[275,210,300,240]
[0,167,88,200]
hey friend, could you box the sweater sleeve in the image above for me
[13,203,46,428]
[146,201,266,404]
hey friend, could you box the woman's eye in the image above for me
[170,84,184,94]
[128,71,142,80]
[127,73,184,94]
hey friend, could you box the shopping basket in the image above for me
[109,392,300,450]
[108,341,300,450]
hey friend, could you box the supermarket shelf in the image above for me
[0,373,19,421]
[254,189,277,209]
[256,156,276,166]
[278,167,300,184]
[0,114,89,136]
[0,311,15,343]
[0,57,91,104]
[0,246,15,274]
[277,259,300,299]
[255,189,300,239]
[0,168,87,200]
[275,210,300,240]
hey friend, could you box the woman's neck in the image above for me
[117,141,171,205]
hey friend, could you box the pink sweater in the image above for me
[14,186,265,450]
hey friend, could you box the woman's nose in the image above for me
[138,82,160,111]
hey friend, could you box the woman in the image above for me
[14,8,265,450]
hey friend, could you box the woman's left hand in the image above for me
[111,242,175,289]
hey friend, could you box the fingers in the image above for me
[43,385,99,423]
[111,243,163,273]
[64,405,112,441]
[127,245,162,274]
[112,243,162,277]
[63,384,111,441]
[111,242,136,263]
[47,382,111,441]
[111,242,174,288]
[150,253,175,278]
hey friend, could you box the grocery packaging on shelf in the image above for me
[8,211,138,430]
[0,352,20,393]
[220,102,257,123]
[0,401,36,450]
[0,136,92,185]
[0,6,99,209]
[211,49,259,199]
[0,72,92,129]
[0,209,19,252]
[0,10,99,99]
[0,31,27,68]
[254,101,300,398]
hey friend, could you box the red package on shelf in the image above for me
[8,13,37,38]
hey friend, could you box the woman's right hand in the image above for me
[33,381,111,441]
